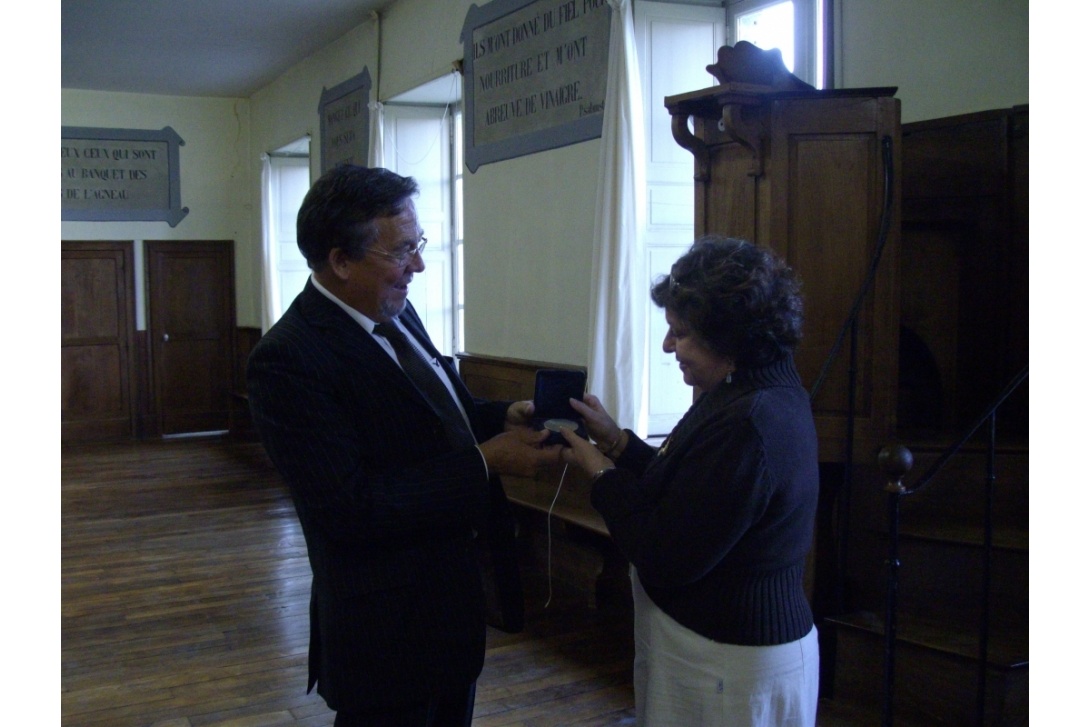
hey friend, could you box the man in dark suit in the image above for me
[247,165,560,726]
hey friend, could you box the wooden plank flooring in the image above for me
[61,437,637,727]
[62,436,879,726]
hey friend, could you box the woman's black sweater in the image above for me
[592,356,819,646]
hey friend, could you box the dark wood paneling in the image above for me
[235,326,263,393]
[828,108,1030,725]
[899,106,1028,435]
[132,330,154,438]
[229,326,263,438]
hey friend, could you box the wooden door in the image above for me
[62,241,136,442]
[766,95,902,461]
[145,241,235,435]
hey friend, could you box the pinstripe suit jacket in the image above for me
[247,280,512,712]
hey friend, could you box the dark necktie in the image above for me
[373,322,476,449]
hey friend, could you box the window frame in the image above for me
[264,146,311,325]
[383,74,464,356]
[725,0,822,88]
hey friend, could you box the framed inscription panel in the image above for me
[61,126,189,227]
[319,67,372,173]
[461,0,611,172]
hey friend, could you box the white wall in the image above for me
[463,141,599,365]
[61,89,252,328]
[836,0,1029,123]
[377,0,478,100]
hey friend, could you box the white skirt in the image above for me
[631,569,819,727]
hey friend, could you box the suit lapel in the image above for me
[295,282,471,420]
[296,281,422,403]
[396,301,476,414]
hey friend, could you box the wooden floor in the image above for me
[62,436,881,726]
[61,437,637,727]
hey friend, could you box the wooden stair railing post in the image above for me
[878,443,913,727]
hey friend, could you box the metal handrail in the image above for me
[877,364,1028,726]
[898,364,1028,496]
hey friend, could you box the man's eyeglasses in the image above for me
[364,237,428,266]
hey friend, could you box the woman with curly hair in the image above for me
[560,236,820,726]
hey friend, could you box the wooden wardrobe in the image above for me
[664,45,902,463]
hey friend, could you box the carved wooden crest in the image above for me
[705,41,814,91]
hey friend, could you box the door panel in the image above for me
[61,241,135,442]
[768,97,901,459]
[146,241,235,435]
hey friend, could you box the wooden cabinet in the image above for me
[665,75,901,462]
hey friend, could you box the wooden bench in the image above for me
[458,353,629,607]
[502,468,628,608]
[504,468,606,536]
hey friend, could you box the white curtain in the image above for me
[587,0,649,435]
[368,100,385,168]
[259,153,279,333]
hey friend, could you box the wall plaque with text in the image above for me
[461,0,611,172]
[61,126,189,227]
[319,67,372,173]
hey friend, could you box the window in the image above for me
[727,0,823,88]
[383,74,463,356]
[735,1,795,69]
[635,1,726,435]
[634,0,823,435]
[263,138,311,324]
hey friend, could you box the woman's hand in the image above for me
[559,427,614,476]
[569,394,623,452]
